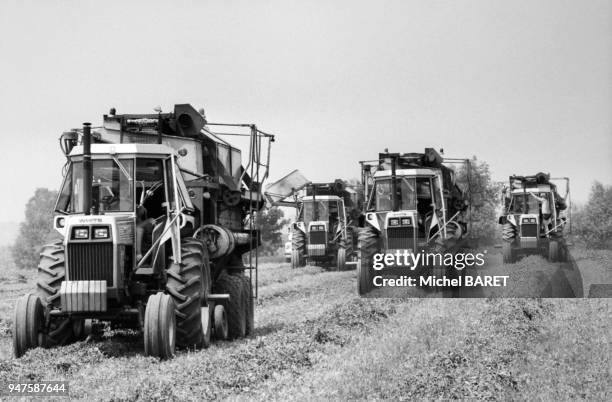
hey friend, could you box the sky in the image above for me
[0,0,610,222]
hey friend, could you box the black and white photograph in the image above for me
[0,0,610,400]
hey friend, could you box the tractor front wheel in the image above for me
[291,229,306,268]
[357,225,379,295]
[144,292,176,359]
[13,294,45,358]
[502,241,515,264]
[213,304,228,340]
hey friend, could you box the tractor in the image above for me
[357,148,473,295]
[499,173,570,263]
[265,170,362,270]
[13,104,274,359]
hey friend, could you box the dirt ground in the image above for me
[0,246,610,400]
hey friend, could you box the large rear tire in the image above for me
[166,239,210,349]
[36,242,75,347]
[13,294,45,358]
[291,229,306,268]
[502,241,515,264]
[144,292,176,359]
[357,225,379,295]
[559,243,568,263]
[213,272,246,339]
[336,247,346,271]
[548,240,559,262]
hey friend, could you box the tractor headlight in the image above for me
[73,227,89,239]
[401,218,411,226]
[389,218,400,226]
[93,227,109,239]
[57,217,65,228]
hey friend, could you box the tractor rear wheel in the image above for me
[548,240,559,262]
[36,242,76,347]
[166,239,210,349]
[291,229,306,268]
[336,247,346,271]
[502,241,515,264]
[13,294,45,358]
[559,243,568,262]
[357,225,379,295]
[144,292,176,359]
[213,272,246,339]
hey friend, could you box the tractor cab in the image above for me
[368,168,450,252]
[298,195,346,257]
[357,148,472,295]
[53,143,196,291]
[499,173,571,263]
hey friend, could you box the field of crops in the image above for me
[0,246,610,400]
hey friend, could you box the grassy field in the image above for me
[0,246,610,400]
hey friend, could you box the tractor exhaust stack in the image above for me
[82,122,93,215]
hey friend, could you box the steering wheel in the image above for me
[101,186,118,209]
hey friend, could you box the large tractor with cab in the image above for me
[13,104,274,359]
[265,170,362,270]
[357,148,474,295]
[498,173,570,263]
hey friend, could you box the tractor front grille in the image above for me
[520,224,538,238]
[309,231,326,245]
[387,227,415,250]
[67,243,114,286]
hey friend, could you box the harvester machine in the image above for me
[498,172,570,263]
[13,104,274,359]
[357,148,473,295]
[265,170,363,270]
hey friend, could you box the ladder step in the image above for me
[346,261,358,265]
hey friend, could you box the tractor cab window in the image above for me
[301,200,330,224]
[136,159,166,220]
[58,158,134,214]
[373,177,417,211]
[508,193,539,214]
[328,200,341,231]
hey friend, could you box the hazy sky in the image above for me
[1,0,610,222]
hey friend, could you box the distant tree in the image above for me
[455,157,502,243]
[257,206,290,254]
[573,181,612,249]
[11,188,60,269]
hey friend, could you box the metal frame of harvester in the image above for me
[498,172,570,263]
[357,148,474,295]
[13,104,274,359]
